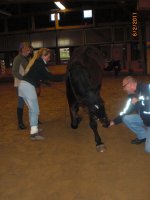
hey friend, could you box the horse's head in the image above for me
[67,45,110,128]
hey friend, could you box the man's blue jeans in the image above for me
[122,114,150,153]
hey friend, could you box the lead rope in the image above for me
[47,82,68,128]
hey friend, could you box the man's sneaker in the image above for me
[30,133,44,141]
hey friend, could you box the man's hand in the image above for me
[131,97,138,105]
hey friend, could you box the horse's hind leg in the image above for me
[89,116,106,152]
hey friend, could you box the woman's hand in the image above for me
[109,120,115,127]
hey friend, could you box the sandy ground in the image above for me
[0,75,150,200]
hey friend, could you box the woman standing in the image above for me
[19,48,65,140]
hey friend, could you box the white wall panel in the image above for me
[30,32,56,48]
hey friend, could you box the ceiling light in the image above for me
[51,13,60,21]
[83,10,92,18]
[54,2,66,10]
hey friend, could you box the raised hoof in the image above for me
[96,144,106,152]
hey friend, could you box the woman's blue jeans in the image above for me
[18,81,39,128]
[122,114,150,153]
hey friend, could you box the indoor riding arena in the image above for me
[1,72,150,200]
[1,0,150,199]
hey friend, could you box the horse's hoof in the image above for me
[71,124,78,129]
[96,144,106,152]
[77,117,82,124]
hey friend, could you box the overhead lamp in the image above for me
[54,2,66,10]
[83,10,92,18]
[51,13,60,21]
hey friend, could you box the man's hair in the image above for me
[123,76,137,84]
[19,42,31,52]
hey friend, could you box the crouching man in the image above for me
[110,76,150,153]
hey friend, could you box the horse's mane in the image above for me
[68,46,104,89]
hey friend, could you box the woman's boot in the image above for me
[17,108,26,129]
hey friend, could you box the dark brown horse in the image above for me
[66,46,110,152]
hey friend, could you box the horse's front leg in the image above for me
[66,80,82,129]
[89,115,106,152]
[70,102,82,129]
